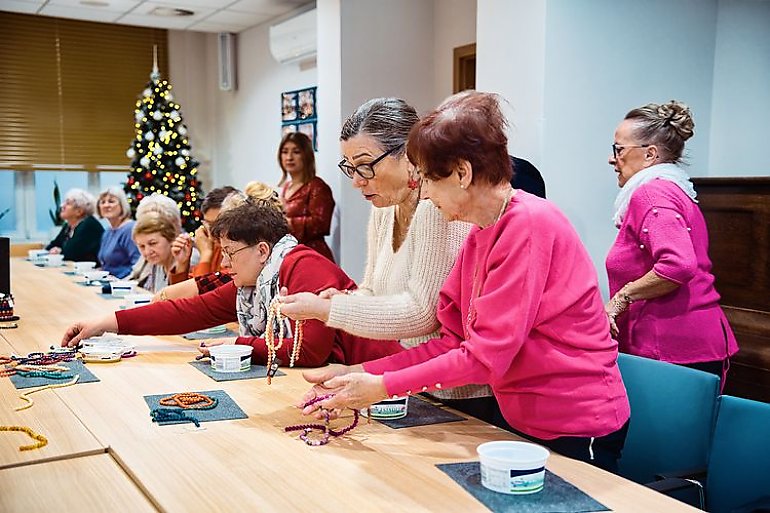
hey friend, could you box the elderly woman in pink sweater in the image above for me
[293,91,631,472]
[605,101,738,382]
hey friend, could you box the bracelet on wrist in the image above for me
[160,289,168,301]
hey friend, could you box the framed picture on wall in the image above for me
[281,86,317,150]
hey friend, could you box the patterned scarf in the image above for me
[612,162,698,227]
[236,234,298,337]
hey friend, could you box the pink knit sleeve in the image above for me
[364,218,546,397]
[639,206,697,285]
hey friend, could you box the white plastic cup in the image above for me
[209,344,253,373]
[74,261,97,274]
[360,396,409,420]
[45,254,65,267]
[28,249,48,263]
[477,441,550,494]
[123,293,152,309]
[83,270,109,282]
[110,280,136,297]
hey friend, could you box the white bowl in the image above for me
[83,270,109,282]
[209,344,252,373]
[74,261,97,274]
[477,441,550,494]
[110,280,136,297]
[361,397,409,420]
[45,254,65,267]
[123,293,152,309]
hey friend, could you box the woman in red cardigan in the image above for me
[278,132,336,262]
[60,197,401,367]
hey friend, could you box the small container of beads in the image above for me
[209,344,252,373]
[110,280,136,297]
[361,396,409,420]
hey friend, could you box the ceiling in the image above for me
[0,0,311,33]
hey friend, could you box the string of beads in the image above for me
[284,394,359,446]
[0,425,48,451]
[16,375,80,411]
[159,392,218,410]
[264,298,305,384]
[150,408,201,428]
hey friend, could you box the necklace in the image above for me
[264,298,305,384]
[159,392,218,410]
[284,394,360,446]
[150,408,201,428]
[464,187,515,339]
[16,374,80,411]
[1,425,48,451]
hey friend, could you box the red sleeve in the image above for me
[234,248,356,367]
[116,281,238,335]
[288,179,335,242]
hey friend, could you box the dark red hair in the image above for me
[407,91,511,186]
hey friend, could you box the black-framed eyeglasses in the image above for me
[338,143,404,180]
[221,244,254,260]
[612,143,649,158]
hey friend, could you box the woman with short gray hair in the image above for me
[97,186,140,278]
[46,188,104,263]
[280,98,496,422]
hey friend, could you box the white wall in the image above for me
[433,0,477,104]
[478,0,722,298]
[709,0,770,177]
[169,21,317,192]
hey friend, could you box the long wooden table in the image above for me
[0,259,699,512]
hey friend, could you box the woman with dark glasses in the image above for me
[279,98,495,417]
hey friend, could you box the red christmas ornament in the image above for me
[144,172,152,180]
[136,193,144,201]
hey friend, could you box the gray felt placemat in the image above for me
[188,360,285,381]
[377,395,465,429]
[143,389,248,425]
[182,328,238,340]
[436,462,609,513]
[9,360,100,389]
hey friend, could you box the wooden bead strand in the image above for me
[264,297,305,384]
[159,392,218,410]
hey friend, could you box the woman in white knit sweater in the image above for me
[280,98,496,420]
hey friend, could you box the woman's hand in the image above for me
[604,294,630,338]
[170,234,193,273]
[318,287,346,300]
[278,287,331,322]
[193,224,214,261]
[61,314,118,347]
[49,247,62,255]
[298,364,383,415]
[196,340,225,357]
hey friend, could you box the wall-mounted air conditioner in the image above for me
[269,8,317,65]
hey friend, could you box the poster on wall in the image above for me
[281,86,317,150]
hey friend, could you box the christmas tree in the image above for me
[124,50,204,233]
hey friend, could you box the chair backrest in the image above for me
[617,353,721,483]
[706,395,770,513]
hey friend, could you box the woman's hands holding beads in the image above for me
[277,287,331,323]
[60,314,118,347]
[300,364,387,415]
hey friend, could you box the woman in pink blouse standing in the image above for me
[292,91,631,472]
[604,100,738,383]
[278,132,336,262]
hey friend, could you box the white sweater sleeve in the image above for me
[327,201,470,340]
[354,207,379,296]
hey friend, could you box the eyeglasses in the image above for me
[338,143,404,180]
[221,244,254,260]
[612,143,649,158]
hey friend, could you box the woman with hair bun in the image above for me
[605,100,738,383]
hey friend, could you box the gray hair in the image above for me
[97,186,131,221]
[625,100,695,165]
[63,188,96,216]
[136,193,182,232]
[340,98,419,157]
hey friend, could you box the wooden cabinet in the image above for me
[692,177,770,402]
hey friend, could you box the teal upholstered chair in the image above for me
[704,395,770,513]
[617,353,721,484]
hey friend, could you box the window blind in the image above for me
[0,12,169,172]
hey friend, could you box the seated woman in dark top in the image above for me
[47,188,104,263]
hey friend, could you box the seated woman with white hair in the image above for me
[46,188,104,263]
[96,186,140,278]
